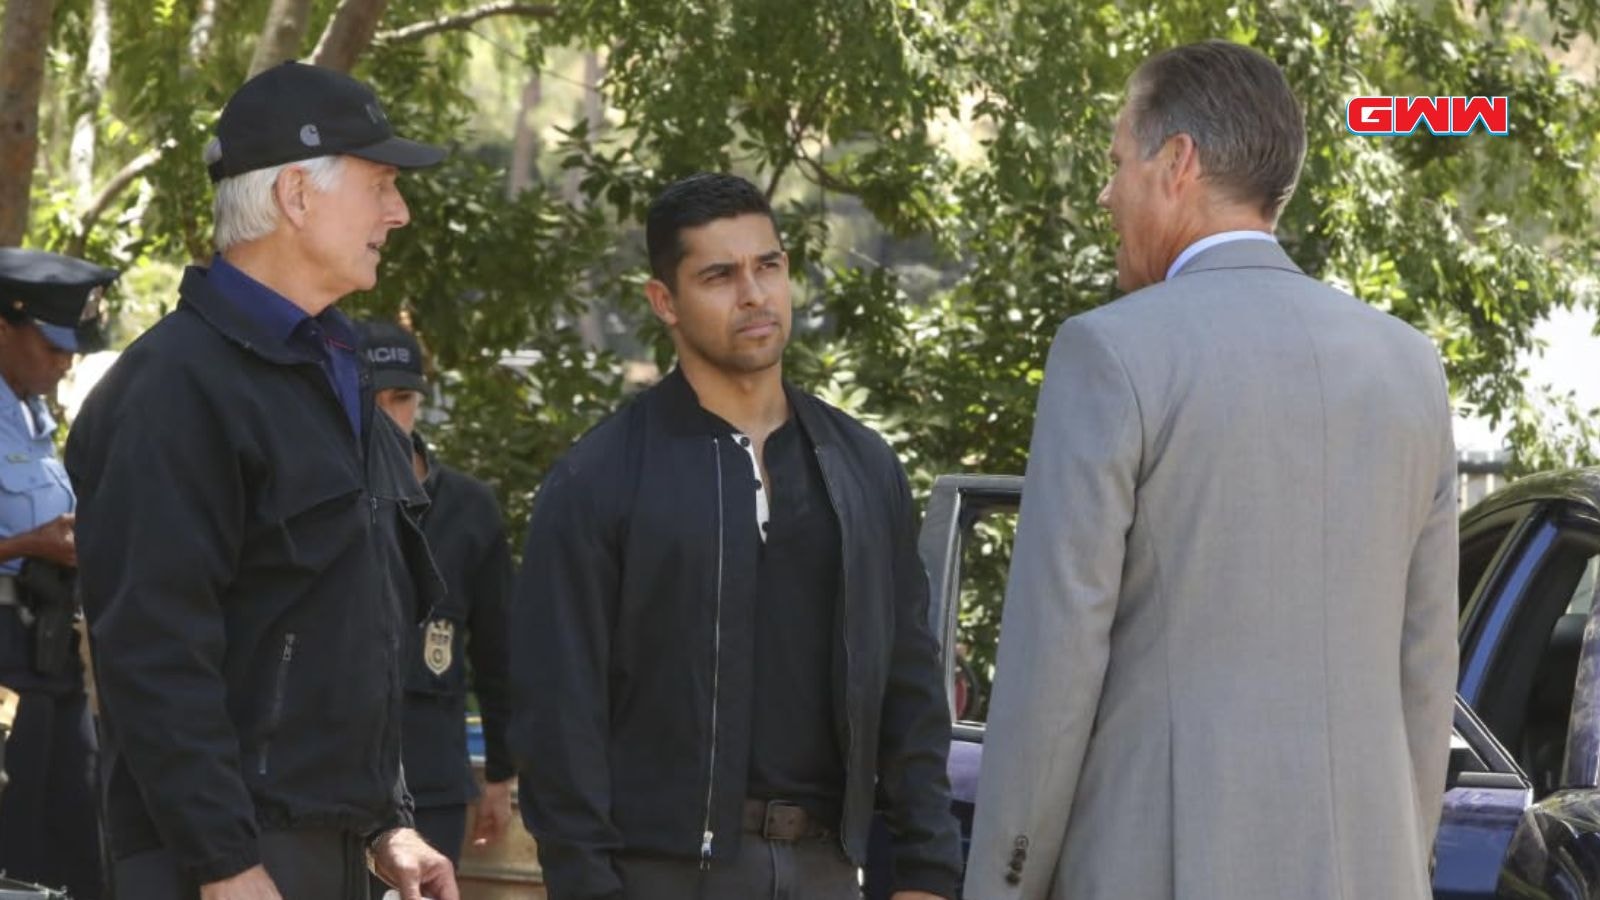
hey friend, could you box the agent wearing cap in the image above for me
[66,63,459,900]
[0,247,116,899]
[356,320,516,884]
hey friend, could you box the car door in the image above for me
[863,474,1541,900]
[1454,494,1600,898]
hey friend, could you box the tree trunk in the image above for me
[506,71,541,198]
[0,0,58,246]
[563,51,605,207]
[186,0,220,73]
[574,52,607,350]
[248,0,315,78]
[69,0,112,209]
[310,0,390,74]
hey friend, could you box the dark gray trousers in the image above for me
[111,829,368,900]
[615,835,860,900]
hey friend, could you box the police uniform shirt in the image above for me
[0,389,73,577]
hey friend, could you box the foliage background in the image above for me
[9,0,1600,693]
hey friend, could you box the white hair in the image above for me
[209,148,345,252]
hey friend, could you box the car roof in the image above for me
[1465,466,1600,527]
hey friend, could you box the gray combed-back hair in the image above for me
[1126,40,1306,220]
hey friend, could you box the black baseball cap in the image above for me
[0,248,118,353]
[355,319,428,393]
[207,62,446,183]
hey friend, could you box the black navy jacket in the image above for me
[509,369,962,900]
[402,437,515,808]
[65,266,441,885]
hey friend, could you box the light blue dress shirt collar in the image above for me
[1165,230,1278,281]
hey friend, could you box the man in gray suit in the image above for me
[963,41,1459,900]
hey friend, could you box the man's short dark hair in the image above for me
[646,173,779,288]
[1127,40,1306,220]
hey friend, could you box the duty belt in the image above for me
[741,799,831,842]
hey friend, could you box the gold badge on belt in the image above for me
[423,619,454,676]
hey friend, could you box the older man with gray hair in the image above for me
[964,41,1458,900]
[66,62,459,900]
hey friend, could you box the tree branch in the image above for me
[374,2,556,45]
[766,87,829,201]
[793,130,863,198]
[764,158,790,201]
[310,0,390,73]
[66,146,164,257]
[248,0,315,78]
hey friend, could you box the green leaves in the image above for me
[20,0,1600,548]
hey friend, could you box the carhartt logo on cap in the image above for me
[300,124,322,147]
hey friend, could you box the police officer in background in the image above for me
[358,320,516,881]
[0,247,118,900]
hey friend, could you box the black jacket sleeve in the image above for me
[509,461,624,900]
[364,765,418,844]
[467,485,515,784]
[875,461,965,899]
[67,377,261,885]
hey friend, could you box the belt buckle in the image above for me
[762,799,803,842]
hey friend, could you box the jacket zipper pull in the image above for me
[369,495,378,524]
[700,830,714,868]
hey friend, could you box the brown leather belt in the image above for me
[742,799,830,842]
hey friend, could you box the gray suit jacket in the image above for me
[963,240,1459,900]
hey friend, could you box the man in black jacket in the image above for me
[510,173,962,900]
[357,319,517,878]
[65,63,458,900]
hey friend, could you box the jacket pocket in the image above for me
[257,631,297,776]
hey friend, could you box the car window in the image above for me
[951,508,1017,725]
[1460,519,1519,614]
[1567,554,1598,617]
[1473,520,1600,796]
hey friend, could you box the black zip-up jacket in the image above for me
[402,436,515,807]
[509,369,962,900]
[65,266,440,885]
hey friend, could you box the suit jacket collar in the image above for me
[1172,238,1303,278]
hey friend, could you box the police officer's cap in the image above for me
[0,247,118,353]
[206,62,447,183]
[355,320,428,393]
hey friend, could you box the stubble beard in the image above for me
[682,328,786,378]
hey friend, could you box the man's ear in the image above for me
[1163,132,1202,195]
[274,165,312,228]
[645,278,679,328]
